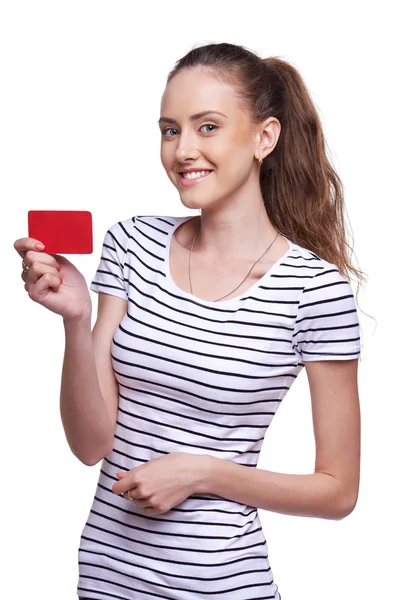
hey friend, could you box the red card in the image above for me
[28,210,93,254]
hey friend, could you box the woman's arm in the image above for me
[60,294,127,465]
[198,358,360,520]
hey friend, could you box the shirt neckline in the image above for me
[164,215,295,308]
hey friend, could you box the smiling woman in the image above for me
[68,42,365,600]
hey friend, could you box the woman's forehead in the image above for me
[160,70,241,118]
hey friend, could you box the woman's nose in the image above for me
[175,146,200,163]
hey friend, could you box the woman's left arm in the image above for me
[198,358,360,521]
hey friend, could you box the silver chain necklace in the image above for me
[188,220,279,302]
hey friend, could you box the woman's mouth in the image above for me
[179,170,213,187]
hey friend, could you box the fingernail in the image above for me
[35,243,45,250]
[56,263,61,271]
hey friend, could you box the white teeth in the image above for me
[182,170,211,179]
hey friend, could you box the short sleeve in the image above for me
[292,266,361,361]
[89,220,133,300]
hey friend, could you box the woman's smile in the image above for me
[178,170,213,187]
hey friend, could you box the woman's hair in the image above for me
[166,42,367,302]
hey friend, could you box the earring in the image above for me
[258,156,264,166]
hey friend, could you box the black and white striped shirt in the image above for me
[77,214,361,600]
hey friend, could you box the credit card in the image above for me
[28,210,93,254]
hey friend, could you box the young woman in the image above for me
[14,42,363,600]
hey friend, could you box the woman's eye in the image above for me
[162,124,218,136]
[163,127,179,137]
[200,124,218,133]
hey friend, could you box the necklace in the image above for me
[188,220,280,302]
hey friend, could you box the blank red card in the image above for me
[28,210,93,254]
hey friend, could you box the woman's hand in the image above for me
[14,236,92,322]
[112,452,211,516]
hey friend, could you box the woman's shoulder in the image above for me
[287,239,352,291]
[288,238,341,271]
[107,214,178,235]
[133,214,185,226]
[124,214,189,239]
[116,214,184,228]
[106,215,186,251]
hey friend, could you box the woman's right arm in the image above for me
[60,293,127,466]
[14,235,127,466]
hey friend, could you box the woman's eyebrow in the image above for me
[158,110,228,125]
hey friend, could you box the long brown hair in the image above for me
[166,42,367,303]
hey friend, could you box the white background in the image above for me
[1,1,398,598]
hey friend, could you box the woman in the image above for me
[14,42,363,600]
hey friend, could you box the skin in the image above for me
[112,67,361,520]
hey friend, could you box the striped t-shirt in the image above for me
[77,214,361,600]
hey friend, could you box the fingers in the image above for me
[14,237,46,260]
[122,490,149,507]
[26,271,62,299]
[22,261,61,289]
[15,238,60,282]
[22,249,60,270]
[120,484,139,501]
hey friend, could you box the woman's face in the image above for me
[159,67,270,212]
